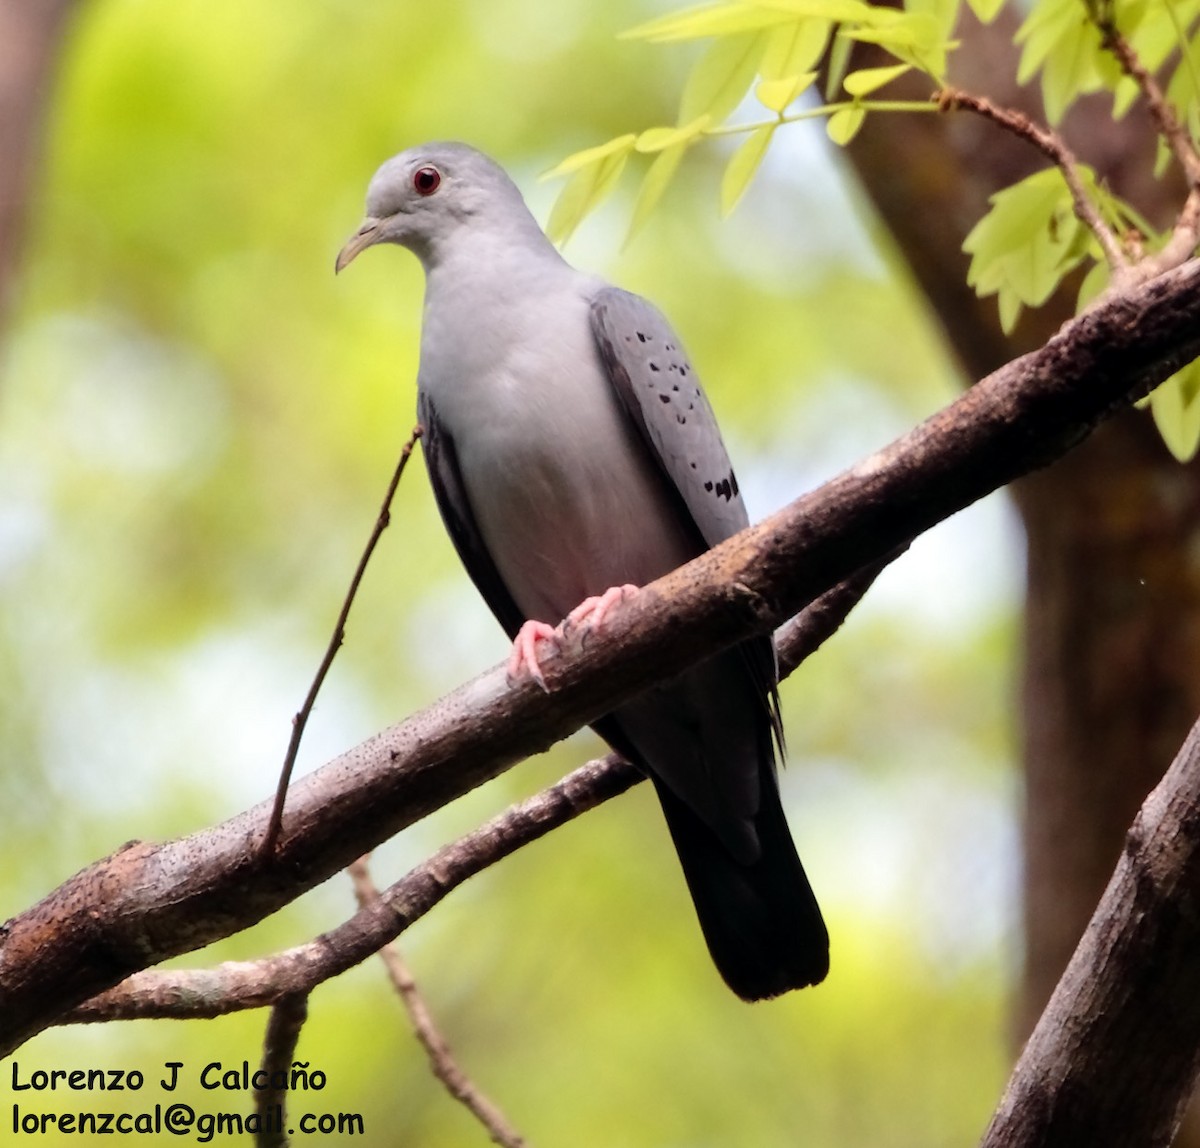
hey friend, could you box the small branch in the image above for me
[262,425,423,856]
[981,713,1200,1147]
[349,858,527,1148]
[255,993,309,1148]
[1143,186,1200,278]
[64,567,890,1025]
[938,87,1131,272]
[1094,19,1200,186]
[1086,15,1200,282]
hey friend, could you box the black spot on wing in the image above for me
[703,470,739,501]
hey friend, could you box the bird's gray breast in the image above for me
[419,281,695,624]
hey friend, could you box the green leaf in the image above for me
[964,169,1071,274]
[635,116,710,153]
[720,124,776,214]
[680,32,768,122]
[843,12,952,78]
[760,0,879,21]
[842,63,912,96]
[827,105,866,144]
[905,0,960,41]
[962,166,1104,329]
[824,29,854,99]
[760,18,832,79]
[1164,34,1200,147]
[1150,364,1200,461]
[755,72,818,110]
[997,288,1023,335]
[624,2,793,42]
[1014,0,1107,124]
[627,140,690,242]
[542,134,638,181]
[545,142,634,244]
[1076,259,1111,311]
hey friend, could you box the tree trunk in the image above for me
[0,0,77,325]
[841,8,1200,1112]
[1013,417,1200,1038]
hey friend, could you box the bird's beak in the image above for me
[335,218,384,273]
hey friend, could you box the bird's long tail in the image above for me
[650,766,829,1001]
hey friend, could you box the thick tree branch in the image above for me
[982,713,1200,1148]
[4,259,1200,1054]
[65,754,643,1024]
[63,564,889,1025]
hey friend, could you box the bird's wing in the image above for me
[590,287,782,740]
[418,390,527,640]
[590,286,750,550]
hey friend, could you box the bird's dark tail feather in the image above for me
[650,769,829,1001]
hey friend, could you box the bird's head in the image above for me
[336,142,539,273]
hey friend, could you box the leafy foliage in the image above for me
[544,0,952,243]
[962,167,1137,334]
[1015,0,1200,127]
[548,0,1200,457]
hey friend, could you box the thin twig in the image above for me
[938,87,1131,272]
[1085,16,1200,284]
[1148,185,1200,274]
[255,993,309,1148]
[1094,18,1200,185]
[349,857,527,1148]
[63,564,895,1025]
[261,425,424,856]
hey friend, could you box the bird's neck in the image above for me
[421,225,580,339]
[423,219,567,294]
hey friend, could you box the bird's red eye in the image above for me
[413,166,441,196]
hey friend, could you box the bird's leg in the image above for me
[507,585,640,691]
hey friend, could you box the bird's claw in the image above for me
[508,586,640,691]
[563,584,639,636]
[507,620,559,692]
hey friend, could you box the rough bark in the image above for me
[981,716,1200,1148]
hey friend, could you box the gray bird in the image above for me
[337,142,828,999]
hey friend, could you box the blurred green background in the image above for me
[1,1,1020,1144]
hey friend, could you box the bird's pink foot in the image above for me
[507,619,559,691]
[509,587,640,690]
[565,584,640,632]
